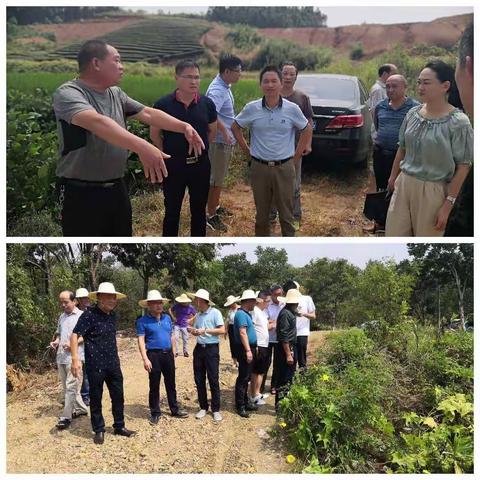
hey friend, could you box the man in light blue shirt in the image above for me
[187,289,225,421]
[232,65,312,236]
[206,54,242,233]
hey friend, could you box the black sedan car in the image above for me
[295,73,372,168]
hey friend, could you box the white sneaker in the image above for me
[195,409,207,419]
[213,411,223,422]
[261,393,270,400]
[252,394,266,405]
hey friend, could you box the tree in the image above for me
[407,244,473,331]
[302,258,359,330]
[221,252,255,296]
[251,246,296,291]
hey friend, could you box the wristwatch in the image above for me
[446,195,456,206]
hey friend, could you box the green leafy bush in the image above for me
[226,24,263,51]
[388,393,473,473]
[350,42,364,60]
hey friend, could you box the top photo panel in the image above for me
[6,6,474,238]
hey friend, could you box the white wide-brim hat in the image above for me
[224,295,240,307]
[293,281,300,289]
[278,288,302,304]
[239,289,263,302]
[175,293,192,304]
[139,290,170,308]
[75,287,89,299]
[188,289,215,305]
[89,282,126,300]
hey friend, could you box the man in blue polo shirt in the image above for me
[187,289,225,422]
[136,290,188,425]
[232,65,312,237]
[151,60,218,237]
[206,54,242,233]
[233,290,260,418]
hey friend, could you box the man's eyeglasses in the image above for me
[179,75,201,81]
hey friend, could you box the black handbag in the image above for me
[363,190,392,226]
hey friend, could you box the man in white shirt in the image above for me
[262,284,284,394]
[285,280,316,370]
[50,290,88,430]
[250,291,272,405]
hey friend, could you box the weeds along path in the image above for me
[6,333,335,473]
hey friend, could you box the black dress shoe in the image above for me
[236,408,250,418]
[171,409,188,418]
[149,414,161,425]
[114,427,136,437]
[94,432,105,444]
[56,418,71,430]
[245,402,258,411]
[72,410,88,419]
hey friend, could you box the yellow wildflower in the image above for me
[278,421,287,428]
[321,373,330,382]
[286,454,296,464]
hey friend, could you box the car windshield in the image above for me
[295,77,357,102]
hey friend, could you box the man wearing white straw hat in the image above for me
[75,287,91,406]
[224,295,240,368]
[233,289,260,418]
[187,289,225,422]
[169,293,196,357]
[275,288,301,409]
[136,290,189,425]
[71,282,135,444]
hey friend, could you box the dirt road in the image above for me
[6,331,327,473]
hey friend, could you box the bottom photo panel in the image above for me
[6,242,473,475]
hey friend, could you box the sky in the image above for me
[133,6,473,28]
[218,243,410,268]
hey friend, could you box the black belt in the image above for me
[251,156,292,166]
[148,348,172,353]
[196,343,218,348]
[60,177,122,188]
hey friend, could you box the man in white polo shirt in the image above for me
[232,65,312,236]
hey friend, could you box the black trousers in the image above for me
[235,344,257,410]
[275,343,297,408]
[193,343,221,412]
[227,327,238,360]
[59,177,132,236]
[162,156,210,237]
[373,146,396,192]
[296,336,308,369]
[87,365,125,433]
[260,342,280,394]
[147,349,179,416]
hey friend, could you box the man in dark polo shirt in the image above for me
[270,61,314,231]
[136,290,188,425]
[53,39,205,237]
[70,282,135,445]
[275,288,301,409]
[150,60,218,237]
[233,290,260,418]
[232,65,312,237]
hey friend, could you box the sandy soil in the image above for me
[6,331,328,473]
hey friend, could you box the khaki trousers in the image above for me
[250,158,296,237]
[385,172,447,237]
[58,362,88,420]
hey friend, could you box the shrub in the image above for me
[226,24,263,51]
[350,42,364,60]
[388,393,473,473]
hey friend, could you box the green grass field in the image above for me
[7,72,262,109]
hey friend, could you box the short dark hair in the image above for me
[175,59,200,75]
[270,284,283,294]
[283,280,297,292]
[78,40,109,73]
[280,61,298,74]
[219,54,242,74]
[458,23,473,67]
[378,64,394,77]
[258,290,271,300]
[260,65,282,83]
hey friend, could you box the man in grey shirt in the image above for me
[49,291,88,430]
[53,39,205,236]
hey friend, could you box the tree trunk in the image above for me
[451,265,466,331]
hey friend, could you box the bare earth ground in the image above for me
[132,158,373,237]
[7,331,328,474]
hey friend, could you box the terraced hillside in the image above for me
[49,16,210,63]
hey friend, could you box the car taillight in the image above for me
[325,114,364,129]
